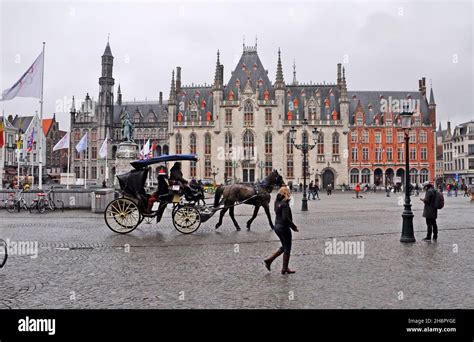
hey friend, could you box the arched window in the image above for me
[332,132,339,155]
[225,131,232,154]
[189,134,197,177]
[265,132,272,154]
[286,133,293,155]
[308,101,317,120]
[156,145,162,156]
[151,129,157,139]
[136,129,142,140]
[419,168,429,184]
[317,132,324,156]
[144,129,150,139]
[175,134,182,154]
[91,129,98,142]
[361,168,371,184]
[163,145,169,155]
[243,130,254,159]
[350,168,360,184]
[244,101,254,125]
[204,133,211,155]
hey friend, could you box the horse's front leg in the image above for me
[263,203,274,230]
[246,205,260,230]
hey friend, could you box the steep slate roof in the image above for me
[347,91,430,125]
[225,47,274,101]
[177,86,214,121]
[113,101,168,124]
[285,85,341,121]
[11,115,34,132]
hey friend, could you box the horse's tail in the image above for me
[214,185,225,208]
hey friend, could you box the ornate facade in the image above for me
[168,44,350,187]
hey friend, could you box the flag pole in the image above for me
[84,150,87,189]
[38,42,45,190]
[66,131,70,190]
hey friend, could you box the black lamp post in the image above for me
[290,119,319,211]
[400,106,416,243]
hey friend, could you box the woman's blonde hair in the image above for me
[278,186,291,200]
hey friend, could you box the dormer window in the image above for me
[133,112,141,123]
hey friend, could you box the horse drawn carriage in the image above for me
[104,154,216,235]
[104,153,285,235]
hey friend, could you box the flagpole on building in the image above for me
[84,150,87,189]
[38,42,46,190]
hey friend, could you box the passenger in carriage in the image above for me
[169,162,194,198]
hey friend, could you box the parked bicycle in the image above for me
[6,190,29,213]
[29,187,64,214]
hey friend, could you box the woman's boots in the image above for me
[281,254,295,274]
[264,249,284,271]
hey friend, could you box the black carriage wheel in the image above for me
[172,205,201,234]
[0,239,7,268]
[104,198,141,234]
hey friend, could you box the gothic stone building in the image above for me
[70,42,169,184]
[168,44,350,188]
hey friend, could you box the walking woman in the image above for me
[264,186,299,274]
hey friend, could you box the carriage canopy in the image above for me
[130,154,198,170]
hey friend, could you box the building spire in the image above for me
[429,86,436,106]
[169,69,176,104]
[70,95,76,112]
[213,50,222,90]
[275,48,285,89]
[103,38,112,56]
[292,59,298,85]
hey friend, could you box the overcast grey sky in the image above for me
[1,0,473,131]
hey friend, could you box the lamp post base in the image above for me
[301,195,308,211]
[400,206,416,243]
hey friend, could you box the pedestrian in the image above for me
[327,183,332,196]
[463,184,469,197]
[308,181,314,200]
[299,182,303,193]
[102,180,107,188]
[355,183,361,198]
[314,180,320,200]
[420,183,440,241]
[454,183,458,197]
[263,186,298,274]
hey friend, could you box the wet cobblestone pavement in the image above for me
[0,191,473,309]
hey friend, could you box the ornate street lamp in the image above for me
[290,119,319,211]
[400,106,416,243]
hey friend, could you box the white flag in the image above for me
[1,51,44,101]
[75,132,88,153]
[53,132,70,151]
[99,134,108,159]
[140,139,150,159]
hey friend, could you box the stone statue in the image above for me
[121,108,134,142]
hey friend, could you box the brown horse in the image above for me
[213,170,285,231]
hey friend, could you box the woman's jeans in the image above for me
[274,224,292,255]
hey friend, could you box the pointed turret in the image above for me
[292,60,298,86]
[169,69,176,105]
[70,95,76,124]
[103,41,112,57]
[117,84,122,106]
[275,48,285,89]
[429,87,436,106]
[213,50,222,90]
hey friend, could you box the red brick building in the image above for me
[347,78,436,187]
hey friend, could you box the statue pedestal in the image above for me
[114,142,140,187]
